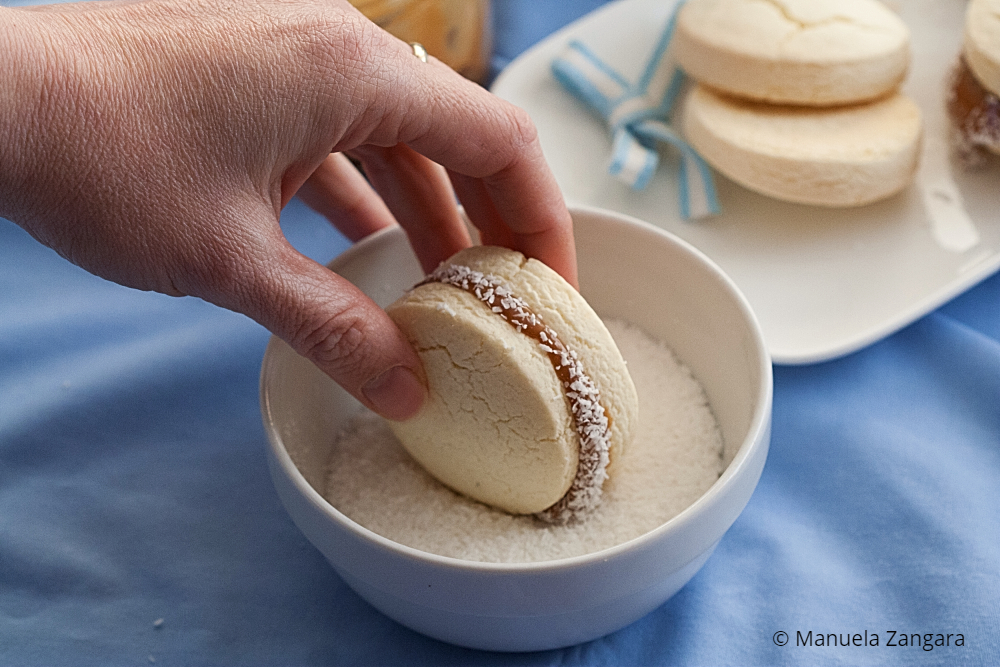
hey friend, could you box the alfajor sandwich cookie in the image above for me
[948,0,1000,158]
[386,246,638,523]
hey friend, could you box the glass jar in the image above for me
[350,0,491,83]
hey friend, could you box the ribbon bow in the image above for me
[551,5,720,219]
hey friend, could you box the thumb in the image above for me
[234,238,427,422]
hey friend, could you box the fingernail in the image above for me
[362,366,426,421]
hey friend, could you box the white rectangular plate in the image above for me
[491,0,1000,364]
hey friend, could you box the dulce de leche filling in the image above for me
[419,263,611,524]
[948,55,1000,160]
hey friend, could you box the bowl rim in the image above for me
[260,205,773,574]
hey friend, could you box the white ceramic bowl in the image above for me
[260,205,772,652]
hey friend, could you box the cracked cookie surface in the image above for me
[385,246,637,518]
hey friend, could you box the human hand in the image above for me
[0,0,576,421]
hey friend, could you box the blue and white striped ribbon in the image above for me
[551,5,720,219]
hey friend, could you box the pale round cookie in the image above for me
[682,84,922,207]
[964,0,1000,97]
[672,0,911,106]
[385,246,638,521]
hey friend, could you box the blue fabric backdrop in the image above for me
[2,1,998,665]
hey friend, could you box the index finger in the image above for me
[346,37,578,286]
[447,140,578,288]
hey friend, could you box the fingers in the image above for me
[297,148,472,274]
[197,214,426,422]
[449,167,578,287]
[410,72,577,284]
[265,249,427,422]
[297,153,397,242]
[429,100,577,286]
[351,143,471,274]
[330,26,577,285]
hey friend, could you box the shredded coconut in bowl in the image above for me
[323,319,724,563]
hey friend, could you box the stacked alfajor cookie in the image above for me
[947,0,1000,160]
[673,0,923,207]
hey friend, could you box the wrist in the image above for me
[0,10,38,221]
[0,8,97,228]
